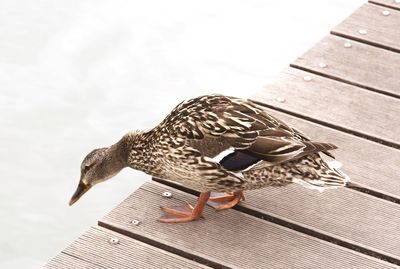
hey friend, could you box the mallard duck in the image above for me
[69,94,349,223]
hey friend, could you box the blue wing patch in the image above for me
[219,150,262,172]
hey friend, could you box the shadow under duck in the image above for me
[69,94,349,223]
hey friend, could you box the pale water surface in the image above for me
[0,0,364,268]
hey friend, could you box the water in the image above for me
[0,0,364,267]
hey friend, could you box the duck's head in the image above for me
[69,145,127,206]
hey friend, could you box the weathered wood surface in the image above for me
[99,182,398,269]
[243,185,400,259]
[156,167,400,264]
[44,253,98,269]
[252,67,400,148]
[291,34,400,98]
[332,3,400,52]
[44,226,210,269]
[370,0,400,11]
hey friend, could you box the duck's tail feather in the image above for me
[292,160,350,192]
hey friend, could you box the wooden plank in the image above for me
[44,253,100,269]
[252,67,400,148]
[100,182,399,269]
[370,0,400,11]
[244,104,400,201]
[243,185,400,261]
[332,3,400,52]
[154,170,400,264]
[44,226,210,269]
[291,34,400,98]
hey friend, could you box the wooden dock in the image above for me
[45,1,400,268]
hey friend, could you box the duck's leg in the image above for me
[207,191,245,210]
[159,191,210,223]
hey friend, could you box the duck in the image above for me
[69,94,349,223]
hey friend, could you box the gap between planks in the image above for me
[290,32,400,100]
[346,181,400,205]
[330,31,400,54]
[151,178,400,267]
[99,179,400,268]
[98,221,228,269]
[290,63,400,100]
[45,252,107,269]
[60,252,107,269]
[331,3,400,54]
[45,225,212,269]
[369,0,400,11]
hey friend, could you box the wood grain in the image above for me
[252,67,400,148]
[44,253,101,269]
[291,34,400,98]
[44,226,210,269]
[154,173,400,264]
[370,0,400,11]
[332,3,400,52]
[242,184,400,261]
[100,182,399,269]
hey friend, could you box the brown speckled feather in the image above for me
[150,94,344,191]
[161,94,336,163]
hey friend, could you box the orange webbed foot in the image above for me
[158,192,210,223]
[158,204,202,223]
[207,191,245,211]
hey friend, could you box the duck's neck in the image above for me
[120,130,159,175]
[106,136,130,173]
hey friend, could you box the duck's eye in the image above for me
[83,164,92,173]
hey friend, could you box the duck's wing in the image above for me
[162,94,337,173]
[161,138,245,190]
[291,126,336,159]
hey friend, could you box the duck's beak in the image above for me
[69,181,91,206]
